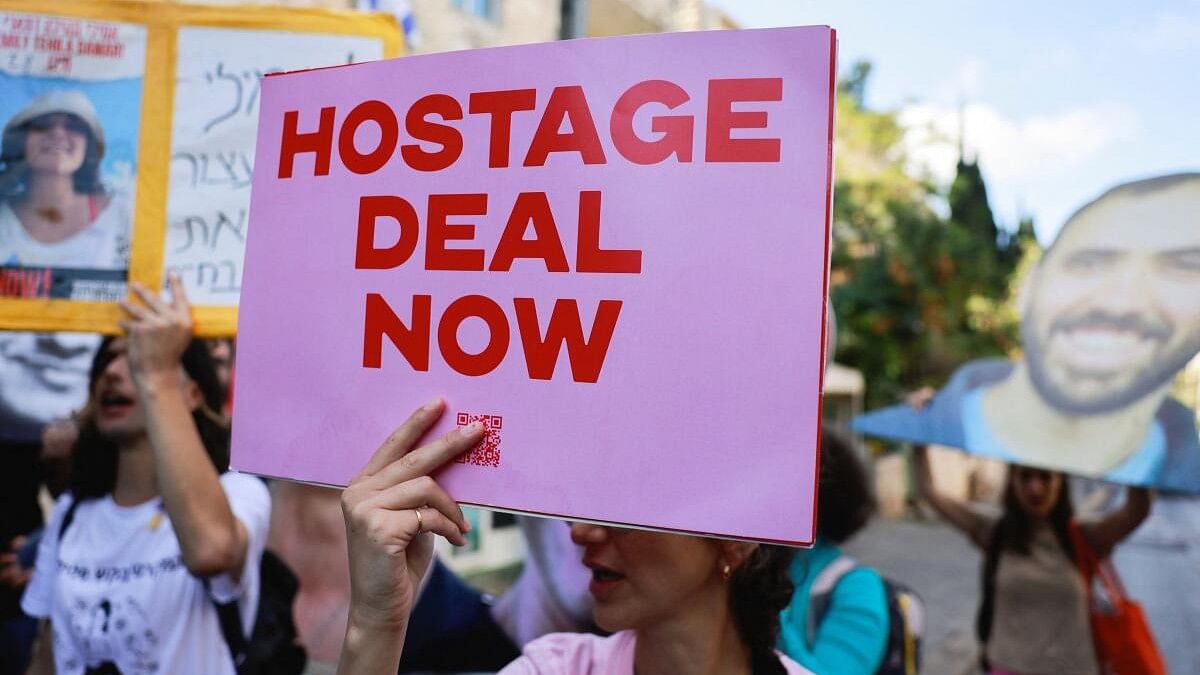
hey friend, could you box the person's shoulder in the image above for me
[830,563,889,616]
[1157,396,1200,452]
[1152,396,1200,492]
[513,631,634,673]
[90,188,129,218]
[220,472,271,509]
[838,563,885,589]
[778,651,816,675]
[220,471,268,492]
[33,491,79,542]
[946,358,1013,394]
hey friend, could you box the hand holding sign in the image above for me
[340,399,478,630]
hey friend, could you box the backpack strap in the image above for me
[804,554,860,646]
[975,521,1005,671]
[57,497,81,542]
[205,580,248,669]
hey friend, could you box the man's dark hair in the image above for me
[69,336,229,501]
[816,429,877,543]
[0,114,107,200]
[1042,172,1200,262]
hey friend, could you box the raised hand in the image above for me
[117,272,194,383]
[340,398,482,633]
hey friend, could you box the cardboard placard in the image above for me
[233,27,836,544]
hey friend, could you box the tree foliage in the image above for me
[830,63,1038,409]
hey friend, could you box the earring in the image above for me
[721,562,732,581]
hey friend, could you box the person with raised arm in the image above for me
[909,389,1152,674]
[22,274,270,674]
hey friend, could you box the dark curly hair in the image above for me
[729,544,796,675]
[817,429,876,543]
[0,112,106,201]
[69,336,229,502]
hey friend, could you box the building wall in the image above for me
[175,0,353,7]
[588,0,736,37]
[185,0,735,52]
[411,0,559,53]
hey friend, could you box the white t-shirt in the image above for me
[22,472,271,675]
[0,194,131,270]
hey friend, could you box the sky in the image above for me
[706,0,1200,243]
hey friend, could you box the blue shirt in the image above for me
[962,387,1167,484]
[778,539,889,675]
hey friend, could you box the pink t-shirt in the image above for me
[500,630,813,674]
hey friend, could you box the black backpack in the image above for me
[59,498,307,675]
[210,549,307,675]
[806,555,924,675]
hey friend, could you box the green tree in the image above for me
[830,63,1029,410]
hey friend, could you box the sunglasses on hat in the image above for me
[26,113,90,136]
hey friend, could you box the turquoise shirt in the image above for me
[778,539,889,675]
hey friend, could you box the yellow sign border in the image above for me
[0,0,401,336]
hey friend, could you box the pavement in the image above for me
[843,517,983,675]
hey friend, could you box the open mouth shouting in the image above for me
[98,390,137,419]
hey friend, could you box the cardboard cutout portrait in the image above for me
[231,27,836,545]
[855,173,1200,491]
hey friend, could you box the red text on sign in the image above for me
[363,294,624,383]
[277,77,784,177]
[354,190,642,274]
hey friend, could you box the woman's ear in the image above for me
[717,540,758,573]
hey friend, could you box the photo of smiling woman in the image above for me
[0,89,132,299]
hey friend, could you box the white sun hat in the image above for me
[4,89,105,149]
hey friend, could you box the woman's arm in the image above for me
[25,620,53,675]
[337,400,479,675]
[1081,487,1153,559]
[120,274,244,578]
[912,445,991,548]
[903,387,991,548]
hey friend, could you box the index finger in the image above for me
[167,271,191,313]
[356,397,446,479]
[368,420,484,490]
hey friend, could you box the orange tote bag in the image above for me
[1068,521,1166,675]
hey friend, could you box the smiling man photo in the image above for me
[856,172,1200,490]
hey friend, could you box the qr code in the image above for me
[455,412,502,467]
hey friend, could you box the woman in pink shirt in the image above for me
[336,402,811,675]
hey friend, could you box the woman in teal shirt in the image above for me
[779,431,890,674]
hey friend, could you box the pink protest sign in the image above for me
[232,26,835,545]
